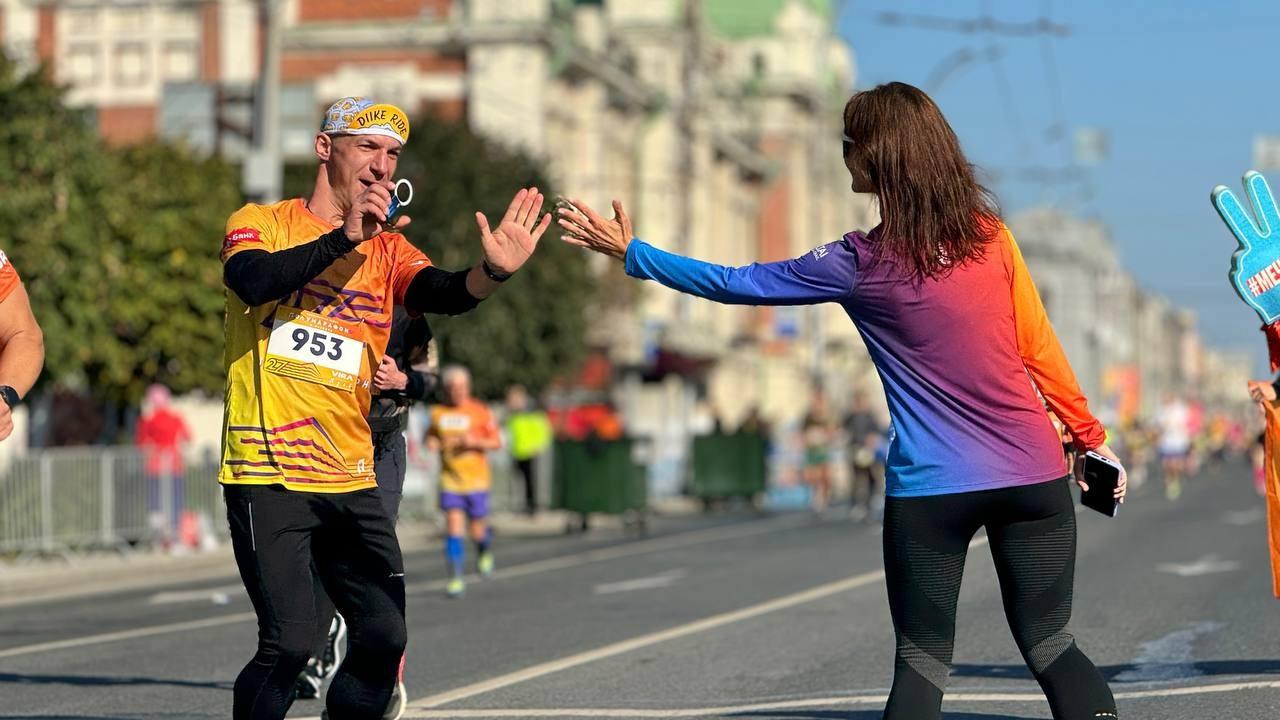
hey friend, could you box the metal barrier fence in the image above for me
[0,431,817,558]
[0,447,225,558]
[0,445,541,559]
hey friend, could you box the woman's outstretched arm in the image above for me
[624,238,855,305]
[558,198,856,305]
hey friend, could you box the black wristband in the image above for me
[482,260,513,282]
[0,386,18,409]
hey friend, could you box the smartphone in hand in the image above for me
[1081,451,1123,518]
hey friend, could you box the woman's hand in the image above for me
[556,198,633,260]
[1075,442,1127,503]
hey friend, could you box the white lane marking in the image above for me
[408,537,989,710]
[1223,507,1265,526]
[593,569,686,595]
[382,680,1280,718]
[0,612,257,661]
[0,516,814,660]
[1115,679,1280,698]
[148,584,246,605]
[404,514,818,595]
[1156,554,1241,577]
[1113,621,1225,682]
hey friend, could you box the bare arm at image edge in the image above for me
[0,281,45,399]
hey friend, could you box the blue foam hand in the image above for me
[1212,171,1280,325]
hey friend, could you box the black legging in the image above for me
[882,476,1117,720]
[225,485,406,720]
[310,430,407,660]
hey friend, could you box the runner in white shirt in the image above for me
[1157,393,1191,501]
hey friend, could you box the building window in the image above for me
[752,52,767,78]
[161,6,199,35]
[162,41,198,82]
[114,42,149,87]
[65,8,100,36]
[65,43,101,85]
[114,4,149,33]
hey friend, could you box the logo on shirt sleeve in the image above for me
[0,251,9,269]
[222,227,262,254]
[811,244,830,260]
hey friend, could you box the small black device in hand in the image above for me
[1080,450,1123,518]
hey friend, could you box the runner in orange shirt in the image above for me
[427,365,502,597]
[219,96,549,720]
[0,249,44,442]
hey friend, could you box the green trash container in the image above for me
[552,437,648,533]
[688,432,767,508]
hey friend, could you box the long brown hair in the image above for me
[843,82,1000,279]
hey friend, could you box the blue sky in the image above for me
[837,0,1279,373]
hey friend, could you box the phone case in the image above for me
[1080,453,1121,518]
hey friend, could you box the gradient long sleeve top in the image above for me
[624,225,1105,497]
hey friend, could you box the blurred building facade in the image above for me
[0,0,879,439]
[0,0,1248,454]
[1007,208,1250,423]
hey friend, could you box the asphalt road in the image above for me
[3,459,1279,719]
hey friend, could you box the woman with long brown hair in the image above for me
[557,81,1125,720]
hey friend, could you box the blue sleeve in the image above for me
[623,239,857,306]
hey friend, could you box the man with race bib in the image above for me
[218,96,549,720]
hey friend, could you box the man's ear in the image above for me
[315,133,333,162]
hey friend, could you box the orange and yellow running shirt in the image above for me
[220,199,430,493]
[0,250,22,303]
[428,399,500,494]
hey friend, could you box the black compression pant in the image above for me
[310,431,407,661]
[225,484,407,720]
[882,476,1117,720]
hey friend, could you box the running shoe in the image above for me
[294,661,323,700]
[318,613,347,681]
[382,678,407,720]
[446,576,465,597]
[477,551,495,578]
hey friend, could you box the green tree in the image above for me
[95,142,241,402]
[286,116,600,400]
[0,56,105,397]
[0,56,240,410]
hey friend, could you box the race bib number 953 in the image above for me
[264,309,364,392]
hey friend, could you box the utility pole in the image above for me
[244,0,283,203]
[674,0,701,324]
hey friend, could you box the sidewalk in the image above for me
[0,502,699,609]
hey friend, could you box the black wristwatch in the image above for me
[0,386,18,409]
[482,260,513,283]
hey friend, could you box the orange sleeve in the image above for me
[1004,226,1106,451]
[426,406,441,440]
[388,234,432,306]
[1261,402,1280,597]
[0,250,21,303]
[478,405,501,443]
[221,205,273,263]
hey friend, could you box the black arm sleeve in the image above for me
[223,228,357,306]
[403,370,439,401]
[403,265,482,316]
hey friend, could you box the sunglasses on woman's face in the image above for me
[841,132,854,157]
